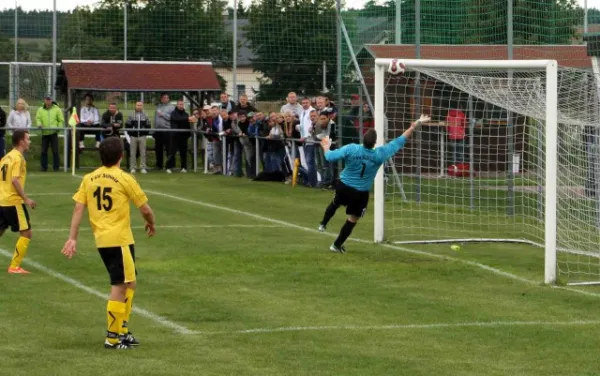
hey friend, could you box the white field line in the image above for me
[144,189,600,300]
[194,319,600,335]
[35,224,283,232]
[0,248,194,335]
[34,176,597,336]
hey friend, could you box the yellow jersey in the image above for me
[73,166,148,248]
[0,149,27,206]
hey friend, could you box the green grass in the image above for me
[1,172,600,375]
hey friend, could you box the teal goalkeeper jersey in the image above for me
[324,135,408,192]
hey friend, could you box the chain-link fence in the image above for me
[0,0,593,158]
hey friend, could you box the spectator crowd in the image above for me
[0,90,375,188]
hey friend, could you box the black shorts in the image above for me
[98,244,137,285]
[332,182,370,218]
[0,204,31,232]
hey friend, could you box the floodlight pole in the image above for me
[14,0,18,63]
[507,0,515,216]
[336,0,342,146]
[124,2,128,109]
[414,0,422,203]
[124,3,128,61]
[52,0,57,99]
[585,0,589,34]
[232,0,238,100]
[395,0,401,43]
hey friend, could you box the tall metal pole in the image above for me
[415,0,422,203]
[323,60,327,92]
[51,0,57,99]
[336,0,343,146]
[12,1,18,110]
[585,0,589,34]
[415,0,420,55]
[14,1,18,62]
[468,95,475,211]
[124,2,128,109]
[507,0,515,216]
[232,0,238,100]
[507,0,513,59]
[124,3,128,61]
[395,0,401,44]
[358,86,364,143]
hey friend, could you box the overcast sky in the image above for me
[4,0,599,12]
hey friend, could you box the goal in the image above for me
[373,58,600,285]
[0,62,56,113]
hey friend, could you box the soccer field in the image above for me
[2,172,600,376]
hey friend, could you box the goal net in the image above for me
[1,62,56,114]
[374,58,600,285]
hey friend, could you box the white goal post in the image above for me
[373,58,559,284]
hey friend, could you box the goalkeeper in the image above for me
[318,114,430,253]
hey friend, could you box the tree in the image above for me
[589,8,600,24]
[44,0,233,64]
[126,0,233,64]
[246,0,336,100]
[345,0,579,45]
[227,2,247,19]
[462,0,579,44]
[0,8,65,39]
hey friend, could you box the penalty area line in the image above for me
[193,319,600,335]
[0,248,194,335]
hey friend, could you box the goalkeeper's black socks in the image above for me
[334,220,356,248]
[321,202,340,227]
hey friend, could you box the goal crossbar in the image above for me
[373,58,559,284]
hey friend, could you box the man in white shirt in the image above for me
[280,92,302,118]
[295,98,317,187]
[210,106,224,174]
[297,97,313,136]
[78,93,101,148]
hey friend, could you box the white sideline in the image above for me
[144,189,600,300]
[196,319,600,335]
[35,224,283,232]
[0,248,194,335]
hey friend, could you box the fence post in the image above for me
[193,130,198,172]
[63,127,68,172]
[222,135,227,176]
[255,136,260,177]
[439,127,445,176]
[358,86,363,143]
[204,137,209,174]
[51,0,57,99]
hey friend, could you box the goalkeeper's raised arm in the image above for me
[320,114,430,160]
[373,114,430,163]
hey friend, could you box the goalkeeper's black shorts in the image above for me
[332,181,369,218]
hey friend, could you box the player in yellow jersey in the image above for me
[0,130,36,274]
[61,137,156,350]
